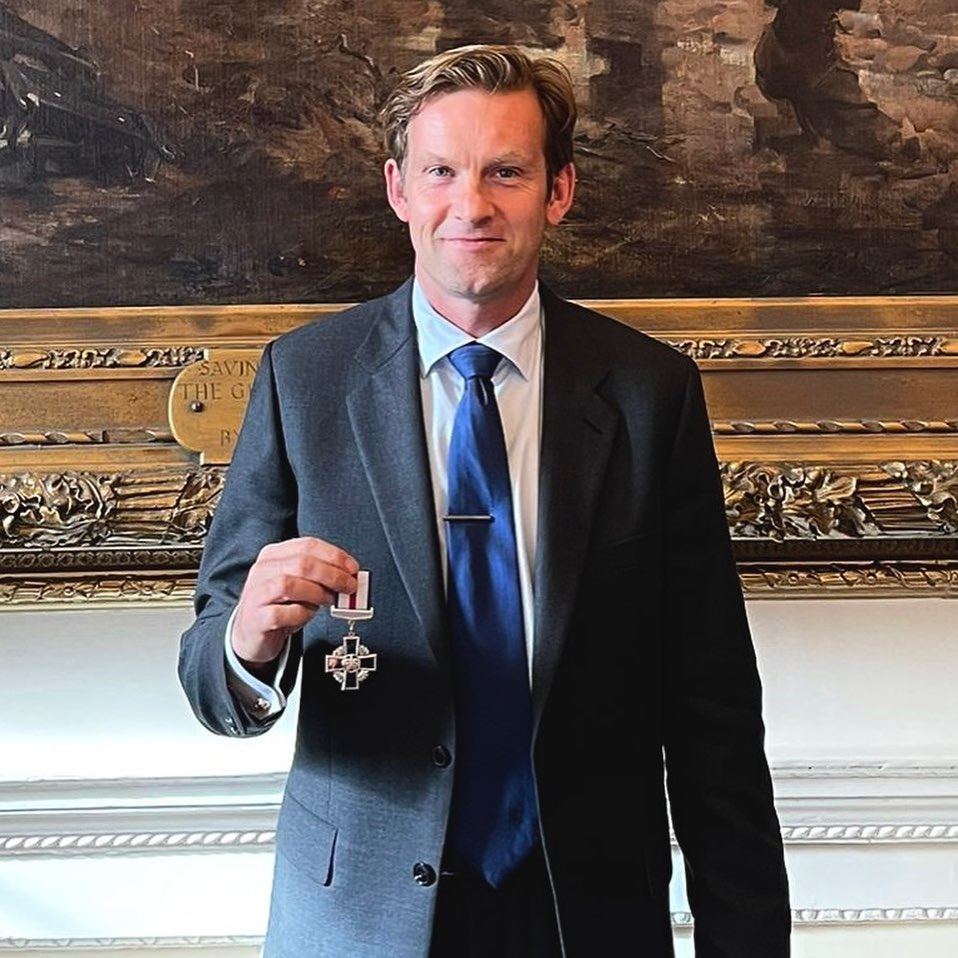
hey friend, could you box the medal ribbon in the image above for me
[335,570,370,613]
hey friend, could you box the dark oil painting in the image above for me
[1,0,957,308]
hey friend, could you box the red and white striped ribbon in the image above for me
[335,570,370,612]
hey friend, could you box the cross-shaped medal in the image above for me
[325,634,378,690]
[325,569,377,691]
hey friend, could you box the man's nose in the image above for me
[452,175,494,223]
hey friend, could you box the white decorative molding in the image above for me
[3,765,958,859]
[781,824,958,843]
[0,772,288,809]
[790,907,958,924]
[672,908,958,927]
[0,829,275,856]
[773,761,958,782]
[9,820,957,857]
[0,936,262,950]
[3,907,958,949]
[0,773,285,859]
[771,762,958,818]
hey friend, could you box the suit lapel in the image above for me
[346,283,447,664]
[532,291,619,717]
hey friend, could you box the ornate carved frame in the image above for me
[1,296,956,607]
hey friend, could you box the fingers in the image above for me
[232,536,360,663]
[253,537,360,597]
[256,537,359,580]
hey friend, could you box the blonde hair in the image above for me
[381,44,577,186]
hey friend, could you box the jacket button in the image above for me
[412,861,437,886]
[432,745,451,768]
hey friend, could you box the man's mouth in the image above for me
[443,236,503,245]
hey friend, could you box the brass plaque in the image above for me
[168,349,262,464]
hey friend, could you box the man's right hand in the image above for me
[231,537,359,664]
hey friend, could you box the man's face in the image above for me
[384,87,575,326]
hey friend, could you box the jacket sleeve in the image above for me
[661,357,791,956]
[177,341,303,737]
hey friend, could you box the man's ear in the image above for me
[384,158,409,223]
[546,162,576,226]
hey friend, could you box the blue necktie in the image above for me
[445,343,537,887]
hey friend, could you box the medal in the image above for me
[325,570,378,691]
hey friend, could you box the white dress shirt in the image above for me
[226,280,544,711]
[412,280,542,671]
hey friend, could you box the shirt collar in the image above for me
[412,279,542,382]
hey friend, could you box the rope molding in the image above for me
[780,824,958,843]
[3,822,958,859]
[0,830,275,856]
[6,419,958,446]
[713,419,958,435]
[672,907,958,926]
[0,429,173,446]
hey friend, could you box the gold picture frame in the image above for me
[1,295,956,607]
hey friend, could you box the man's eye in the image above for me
[428,166,452,177]
[495,168,520,179]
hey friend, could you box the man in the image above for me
[179,44,790,958]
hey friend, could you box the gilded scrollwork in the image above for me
[849,337,958,358]
[739,561,958,597]
[739,562,958,595]
[0,346,205,371]
[667,336,958,361]
[3,336,954,369]
[0,575,196,605]
[9,562,958,605]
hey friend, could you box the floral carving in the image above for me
[0,473,117,546]
[723,461,958,540]
[0,468,226,549]
[882,462,958,534]
[723,463,879,539]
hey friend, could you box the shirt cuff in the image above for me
[224,606,290,719]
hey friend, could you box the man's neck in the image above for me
[415,274,537,338]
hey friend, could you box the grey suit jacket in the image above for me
[178,280,790,958]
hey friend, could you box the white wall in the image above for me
[1,598,957,955]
